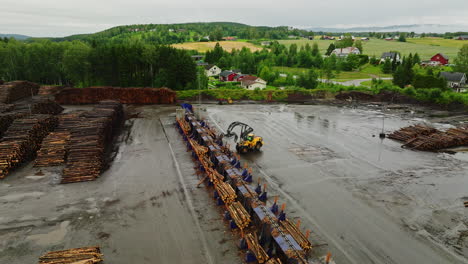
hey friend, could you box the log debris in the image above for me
[38,246,103,264]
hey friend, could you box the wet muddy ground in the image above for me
[0,103,467,264]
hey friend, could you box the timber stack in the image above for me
[61,101,123,183]
[0,115,58,178]
[34,113,82,167]
[175,105,327,264]
[0,81,39,103]
[38,85,64,96]
[55,87,176,104]
[388,125,437,142]
[390,125,468,151]
[38,246,103,264]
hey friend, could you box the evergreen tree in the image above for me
[298,69,319,89]
[354,40,363,53]
[326,43,336,56]
[381,58,392,74]
[454,44,468,74]
[311,42,320,56]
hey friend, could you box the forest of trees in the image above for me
[0,38,197,89]
[45,22,314,45]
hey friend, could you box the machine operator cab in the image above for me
[246,133,255,142]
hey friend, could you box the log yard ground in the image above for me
[1,103,468,264]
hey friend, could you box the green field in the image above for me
[278,38,463,60]
[273,64,391,81]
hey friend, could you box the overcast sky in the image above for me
[1,0,468,37]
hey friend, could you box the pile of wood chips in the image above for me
[0,115,58,178]
[55,86,176,104]
[0,81,39,103]
[38,246,103,264]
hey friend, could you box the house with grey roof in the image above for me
[331,47,360,57]
[440,72,467,92]
[380,52,401,63]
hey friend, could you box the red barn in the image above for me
[219,70,238,82]
[430,53,449,65]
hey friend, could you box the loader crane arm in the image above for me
[223,122,254,143]
[222,122,263,153]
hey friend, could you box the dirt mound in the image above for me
[55,87,176,104]
[375,90,419,104]
[335,91,375,101]
[287,92,313,102]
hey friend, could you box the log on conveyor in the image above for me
[0,115,58,178]
[214,180,237,205]
[245,232,269,263]
[0,81,39,104]
[265,258,283,264]
[280,219,312,251]
[38,246,103,264]
[227,201,251,230]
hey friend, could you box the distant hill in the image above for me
[48,22,312,44]
[0,33,31,40]
[307,24,468,33]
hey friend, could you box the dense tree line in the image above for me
[45,22,314,45]
[0,38,197,89]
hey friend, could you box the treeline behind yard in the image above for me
[0,39,198,89]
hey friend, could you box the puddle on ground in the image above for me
[27,220,70,246]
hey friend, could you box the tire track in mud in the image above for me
[160,118,215,264]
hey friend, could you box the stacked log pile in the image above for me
[388,125,437,142]
[35,113,82,167]
[35,131,71,167]
[390,125,468,151]
[38,85,64,96]
[0,115,58,178]
[61,101,123,183]
[0,81,39,103]
[0,103,14,113]
[38,246,103,264]
[55,87,176,104]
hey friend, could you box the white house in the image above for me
[380,52,401,63]
[331,47,361,57]
[204,64,221,77]
[240,76,267,90]
[440,72,467,92]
